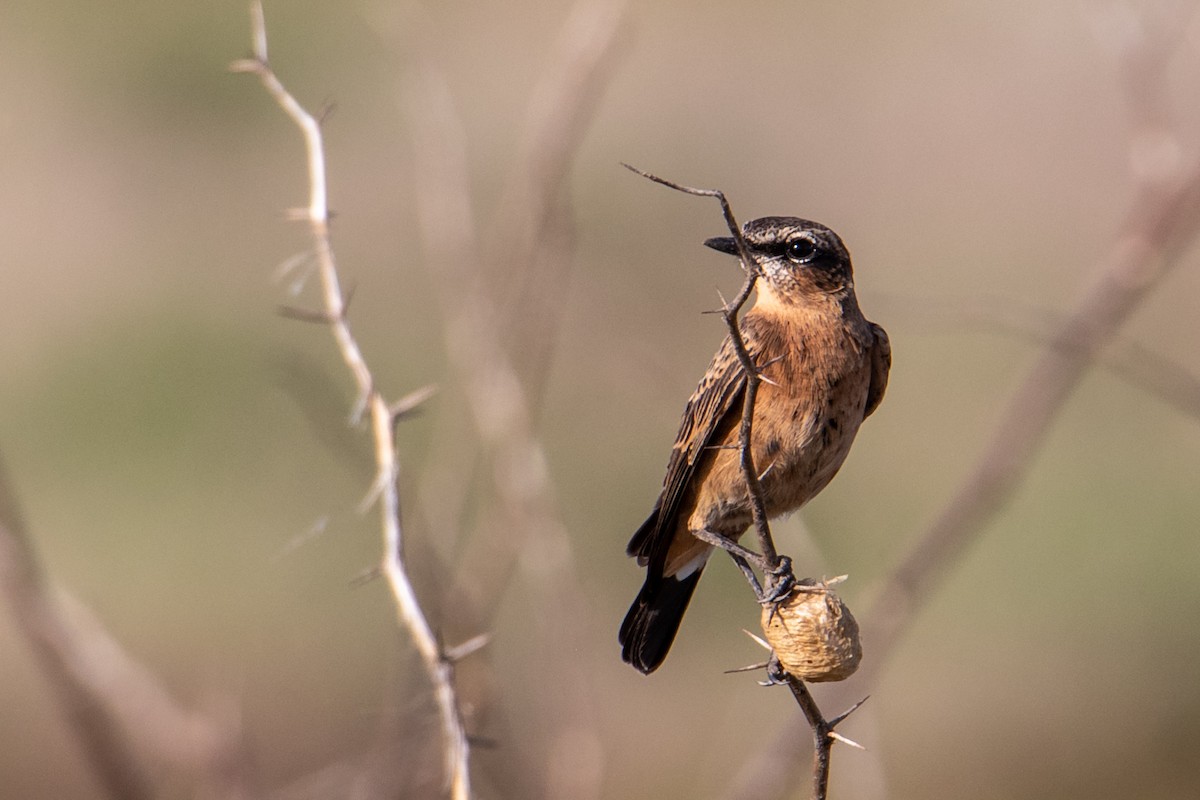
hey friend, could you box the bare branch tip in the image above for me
[443,633,491,663]
[249,0,268,63]
[828,731,866,750]
[619,161,649,178]
[272,249,316,285]
[724,661,772,675]
[277,304,336,323]
[356,471,388,515]
[317,101,337,125]
[467,735,500,750]
[741,628,772,651]
[390,384,439,422]
[827,695,870,729]
[620,162,721,198]
[228,58,265,75]
[349,565,382,587]
[349,391,372,426]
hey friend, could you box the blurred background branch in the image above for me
[874,292,1200,423]
[862,0,1200,686]
[402,3,627,796]
[0,457,255,800]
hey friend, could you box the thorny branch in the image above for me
[772,661,867,800]
[624,165,849,799]
[621,164,782,579]
[231,3,472,798]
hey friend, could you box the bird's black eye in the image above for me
[784,235,818,263]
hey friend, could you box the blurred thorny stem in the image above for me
[231,3,472,798]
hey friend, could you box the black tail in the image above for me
[619,569,702,674]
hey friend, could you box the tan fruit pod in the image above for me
[761,579,862,682]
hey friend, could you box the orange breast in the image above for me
[663,311,874,578]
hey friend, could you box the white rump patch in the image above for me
[674,548,712,579]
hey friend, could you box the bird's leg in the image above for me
[691,529,769,599]
[690,531,799,606]
[728,554,765,598]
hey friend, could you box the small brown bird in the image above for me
[620,217,890,674]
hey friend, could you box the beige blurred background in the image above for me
[3,1,1199,798]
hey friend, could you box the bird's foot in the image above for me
[692,529,769,595]
[762,653,788,685]
[760,555,795,605]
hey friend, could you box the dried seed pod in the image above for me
[761,581,862,682]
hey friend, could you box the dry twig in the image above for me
[621,165,784,580]
[231,3,471,798]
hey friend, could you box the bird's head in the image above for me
[704,217,854,306]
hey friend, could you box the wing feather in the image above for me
[864,321,891,418]
[627,317,768,566]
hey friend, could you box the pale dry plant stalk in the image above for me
[231,3,471,798]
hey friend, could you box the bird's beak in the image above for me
[703,236,739,255]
